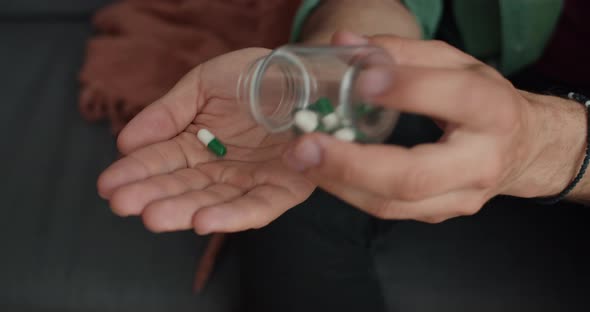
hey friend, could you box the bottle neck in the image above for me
[237,50,311,133]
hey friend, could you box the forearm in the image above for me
[300,0,421,44]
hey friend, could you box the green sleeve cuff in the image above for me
[401,0,443,39]
[289,0,443,42]
[289,0,322,43]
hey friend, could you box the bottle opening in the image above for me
[238,50,310,133]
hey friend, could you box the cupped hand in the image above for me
[282,32,586,223]
[98,48,314,234]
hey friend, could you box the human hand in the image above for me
[282,32,587,223]
[98,48,314,234]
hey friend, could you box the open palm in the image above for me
[98,48,315,234]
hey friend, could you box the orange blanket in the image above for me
[79,0,300,133]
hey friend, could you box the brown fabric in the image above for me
[79,0,301,133]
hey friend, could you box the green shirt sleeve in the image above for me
[289,0,321,43]
[401,0,443,39]
[451,0,563,75]
[289,0,443,42]
[497,0,563,75]
[289,0,563,76]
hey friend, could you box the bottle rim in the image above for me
[238,48,311,133]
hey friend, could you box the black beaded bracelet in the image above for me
[536,92,590,205]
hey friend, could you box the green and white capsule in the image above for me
[197,129,226,157]
[311,97,340,131]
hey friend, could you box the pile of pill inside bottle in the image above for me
[293,97,371,142]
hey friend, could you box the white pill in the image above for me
[321,113,340,131]
[333,127,356,142]
[294,109,319,133]
[197,129,215,145]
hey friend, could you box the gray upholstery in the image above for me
[1,0,110,15]
[0,3,239,311]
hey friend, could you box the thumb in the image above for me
[281,133,389,188]
[117,67,201,155]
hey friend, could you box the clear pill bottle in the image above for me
[237,45,399,143]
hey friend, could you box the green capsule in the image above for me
[355,103,375,117]
[354,129,367,142]
[197,129,227,157]
[309,97,335,115]
[207,138,227,157]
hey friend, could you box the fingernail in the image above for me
[283,138,322,172]
[357,67,394,98]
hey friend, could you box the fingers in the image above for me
[98,132,212,199]
[117,67,203,154]
[333,32,507,128]
[330,33,504,128]
[109,168,213,216]
[357,65,504,128]
[369,35,481,68]
[285,133,489,200]
[319,177,486,223]
[142,183,245,232]
[192,184,304,235]
[331,31,480,68]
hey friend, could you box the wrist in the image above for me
[507,91,587,198]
